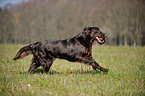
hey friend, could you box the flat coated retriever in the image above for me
[13,26,108,73]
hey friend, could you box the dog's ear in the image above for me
[84,27,89,31]
[84,27,92,32]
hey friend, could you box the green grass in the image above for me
[0,44,144,96]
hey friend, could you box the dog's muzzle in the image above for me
[96,35,107,44]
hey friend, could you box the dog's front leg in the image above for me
[77,56,108,72]
[91,60,109,72]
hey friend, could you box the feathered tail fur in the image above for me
[13,45,32,60]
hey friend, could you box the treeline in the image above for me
[0,0,145,46]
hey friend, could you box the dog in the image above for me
[13,26,108,73]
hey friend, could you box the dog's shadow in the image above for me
[20,68,108,75]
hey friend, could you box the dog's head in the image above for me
[84,26,107,44]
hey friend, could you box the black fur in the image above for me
[13,26,108,73]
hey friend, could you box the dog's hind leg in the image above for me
[43,59,53,74]
[28,62,40,73]
[28,56,40,73]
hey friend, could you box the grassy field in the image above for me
[0,44,144,96]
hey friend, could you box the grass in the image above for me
[0,44,144,96]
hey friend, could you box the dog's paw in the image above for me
[102,68,109,72]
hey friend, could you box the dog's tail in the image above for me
[13,45,32,60]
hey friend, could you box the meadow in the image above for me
[0,44,144,96]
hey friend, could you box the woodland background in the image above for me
[0,0,145,46]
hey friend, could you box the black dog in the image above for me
[13,26,108,73]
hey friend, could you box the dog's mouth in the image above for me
[96,36,107,44]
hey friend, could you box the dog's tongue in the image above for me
[96,37,102,42]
